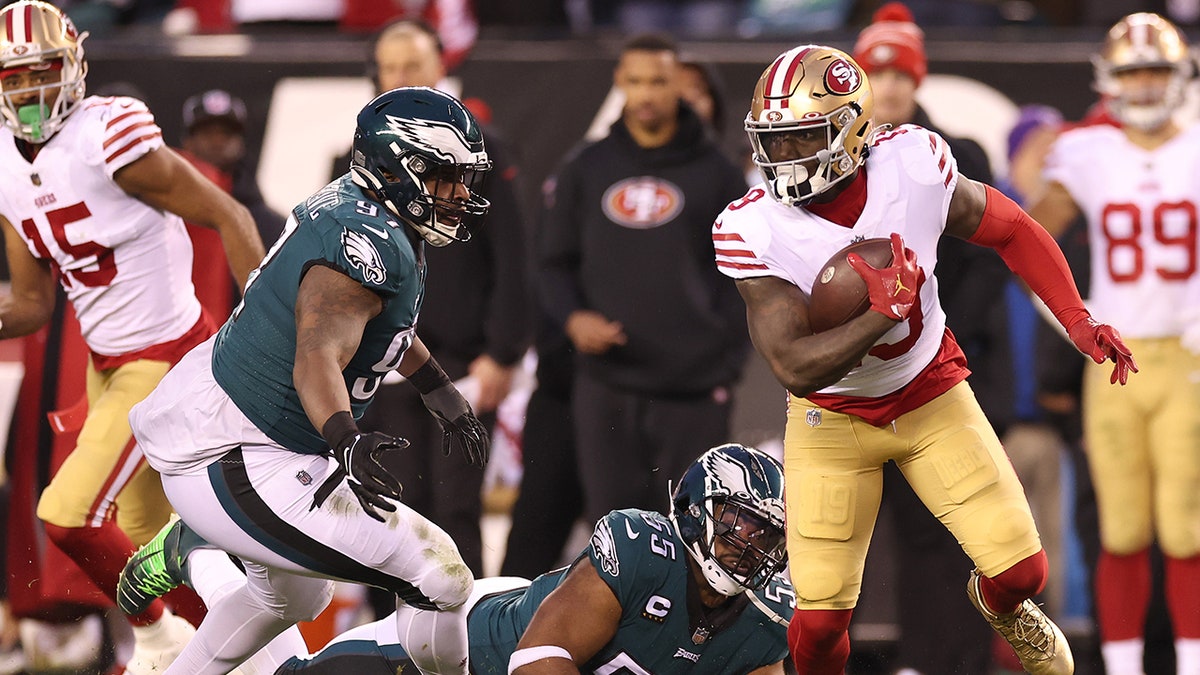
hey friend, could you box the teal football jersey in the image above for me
[465,508,794,674]
[212,176,426,454]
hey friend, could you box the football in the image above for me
[808,238,894,333]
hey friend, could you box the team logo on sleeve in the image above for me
[342,229,387,284]
[590,518,621,577]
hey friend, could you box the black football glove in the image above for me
[420,383,490,467]
[330,432,407,522]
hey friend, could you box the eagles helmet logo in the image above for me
[342,229,387,285]
[383,114,479,164]
[701,449,785,518]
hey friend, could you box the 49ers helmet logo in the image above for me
[824,59,861,95]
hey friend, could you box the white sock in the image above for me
[131,608,182,646]
[1177,638,1200,675]
[1101,638,1145,675]
[394,603,468,675]
[180,549,310,675]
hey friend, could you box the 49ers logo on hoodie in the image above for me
[602,177,684,229]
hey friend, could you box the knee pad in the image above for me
[254,578,334,624]
[282,579,334,623]
[1159,523,1200,559]
[425,560,473,611]
[36,484,80,528]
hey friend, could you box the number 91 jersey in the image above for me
[578,509,791,674]
[211,175,425,455]
[1044,123,1200,337]
[0,96,201,356]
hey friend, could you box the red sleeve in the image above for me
[968,184,1090,331]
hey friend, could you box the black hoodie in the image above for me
[539,104,749,395]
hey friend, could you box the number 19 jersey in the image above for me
[713,125,956,399]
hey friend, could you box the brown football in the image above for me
[808,238,894,333]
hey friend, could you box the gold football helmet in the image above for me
[0,0,88,143]
[745,45,875,205]
[1093,12,1192,132]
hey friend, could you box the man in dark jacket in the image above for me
[539,33,749,525]
[851,3,1008,672]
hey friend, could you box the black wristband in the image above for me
[321,410,359,449]
[408,358,452,394]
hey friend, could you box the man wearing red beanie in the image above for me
[852,3,1017,674]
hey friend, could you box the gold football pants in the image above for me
[784,381,1042,609]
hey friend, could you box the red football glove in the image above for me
[1067,318,1138,385]
[847,232,919,322]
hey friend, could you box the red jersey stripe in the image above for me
[103,118,157,149]
[717,260,769,270]
[105,108,150,131]
[712,232,746,242]
[104,130,161,165]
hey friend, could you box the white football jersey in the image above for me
[715,124,956,398]
[1045,123,1200,338]
[0,96,201,356]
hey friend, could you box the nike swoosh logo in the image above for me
[624,520,640,540]
[363,224,389,240]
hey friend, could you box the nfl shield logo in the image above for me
[806,409,822,427]
[296,470,313,486]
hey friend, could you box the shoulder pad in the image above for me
[749,573,796,623]
[588,509,679,584]
[713,186,775,279]
[84,96,161,172]
[871,123,957,188]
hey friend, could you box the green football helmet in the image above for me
[669,444,788,596]
[350,86,491,247]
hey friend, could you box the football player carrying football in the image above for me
[116,86,492,675]
[1027,13,1200,675]
[0,1,265,672]
[274,444,792,675]
[713,45,1136,675]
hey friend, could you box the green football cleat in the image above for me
[117,515,209,616]
[967,568,1074,674]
